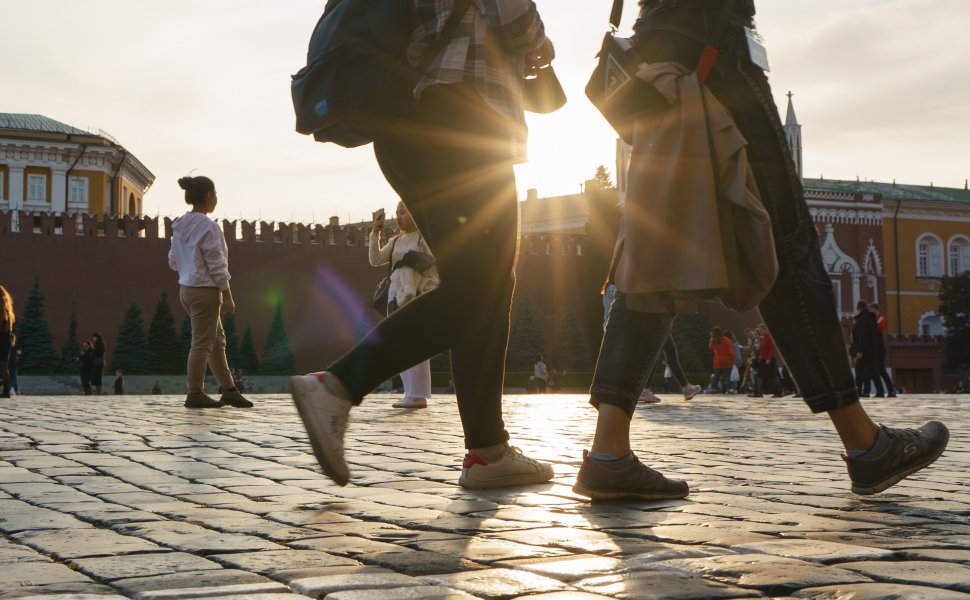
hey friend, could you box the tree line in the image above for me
[12,277,295,376]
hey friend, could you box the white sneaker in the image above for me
[290,373,353,486]
[392,397,428,409]
[639,389,662,403]
[458,445,554,489]
[683,384,702,401]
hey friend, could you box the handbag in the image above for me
[371,237,396,316]
[523,65,567,114]
[585,0,736,144]
[396,249,436,274]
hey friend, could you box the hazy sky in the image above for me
[3,0,968,224]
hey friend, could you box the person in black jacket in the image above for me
[850,300,884,398]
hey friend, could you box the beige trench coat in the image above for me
[614,61,778,313]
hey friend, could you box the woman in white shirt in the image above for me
[369,202,439,408]
[168,176,251,410]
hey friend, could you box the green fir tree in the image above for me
[239,325,259,374]
[111,302,153,375]
[555,304,592,371]
[940,272,970,372]
[223,313,240,368]
[507,295,546,371]
[147,292,182,374]
[671,313,712,375]
[179,317,192,369]
[15,277,60,374]
[260,296,295,375]
[57,302,81,374]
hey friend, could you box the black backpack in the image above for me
[291,0,471,148]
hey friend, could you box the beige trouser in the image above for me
[179,286,233,393]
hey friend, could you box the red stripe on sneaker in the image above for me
[463,453,489,469]
[310,372,327,383]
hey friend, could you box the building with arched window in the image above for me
[0,113,154,222]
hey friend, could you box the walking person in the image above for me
[291,0,556,489]
[78,340,95,395]
[707,326,735,394]
[90,332,106,395]
[752,324,782,398]
[724,329,742,393]
[533,354,548,393]
[0,285,14,399]
[572,0,948,501]
[369,201,439,409]
[168,175,252,409]
[851,300,884,398]
[869,302,896,397]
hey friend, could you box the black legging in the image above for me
[328,84,518,449]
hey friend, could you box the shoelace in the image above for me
[507,446,540,465]
[884,426,922,440]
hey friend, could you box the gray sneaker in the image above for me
[572,450,689,501]
[844,421,949,495]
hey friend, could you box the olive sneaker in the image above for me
[573,450,689,501]
[844,421,949,495]
[291,373,353,486]
[458,445,554,489]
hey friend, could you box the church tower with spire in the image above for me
[784,91,803,179]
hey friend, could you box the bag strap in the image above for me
[605,0,737,83]
[387,236,397,276]
[414,0,474,75]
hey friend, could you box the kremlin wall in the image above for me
[0,208,609,377]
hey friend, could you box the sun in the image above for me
[516,87,621,199]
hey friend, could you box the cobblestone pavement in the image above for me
[1,392,968,600]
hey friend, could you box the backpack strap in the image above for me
[414,0,475,75]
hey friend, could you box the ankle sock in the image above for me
[589,451,630,462]
[848,426,885,458]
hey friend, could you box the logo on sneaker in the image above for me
[904,443,918,455]
[462,453,489,470]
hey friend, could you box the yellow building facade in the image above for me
[0,113,154,218]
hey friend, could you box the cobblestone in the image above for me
[0,392,968,599]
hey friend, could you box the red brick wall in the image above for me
[0,211,607,374]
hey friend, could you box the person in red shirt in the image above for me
[869,302,896,397]
[750,324,783,397]
[708,326,735,394]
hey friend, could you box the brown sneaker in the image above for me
[573,450,689,501]
[220,388,253,408]
[184,391,223,409]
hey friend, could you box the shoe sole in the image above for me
[851,428,950,495]
[222,400,253,408]
[684,388,701,401]
[459,464,554,490]
[571,481,689,502]
[290,376,350,486]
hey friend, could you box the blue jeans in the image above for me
[590,2,859,417]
